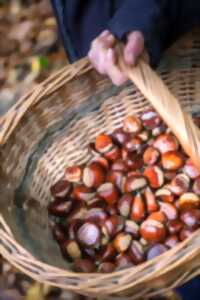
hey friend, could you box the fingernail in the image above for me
[100,30,110,37]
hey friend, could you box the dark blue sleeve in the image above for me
[108,0,200,67]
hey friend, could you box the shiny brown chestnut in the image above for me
[144,187,159,213]
[180,208,200,229]
[193,177,200,195]
[112,127,130,145]
[130,193,146,222]
[102,215,124,238]
[113,233,132,253]
[179,227,195,241]
[124,220,140,239]
[48,199,72,217]
[97,183,119,205]
[50,179,71,199]
[161,151,184,171]
[104,146,121,162]
[140,110,161,130]
[106,170,126,192]
[95,134,113,153]
[143,147,160,165]
[147,211,167,224]
[123,115,142,134]
[125,153,143,170]
[183,158,200,179]
[165,235,179,248]
[115,254,134,270]
[147,244,168,260]
[74,258,96,273]
[152,124,166,137]
[92,156,109,171]
[125,175,147,192]
[77,222,101,248]
[98,262,116,273]
[154,133,178,154]
[68,206,88,221]
[111,160,129,172]
[85,207,108,225]
[98,243,116,262]
[72,185,95,202]
[159,202,178,221]
[129,241,145,265]
[169,174,190,196]
[61,240,82,261]
[168,220,183,235]
[118,194,133,217]
[65,166,82,183]
[52,224,66,243]
[124,137,143,153]
[155,187,174,203]
[140,219,166,244]
[143,166,164,189]
[177,193,200,209]
[83,162,105,188]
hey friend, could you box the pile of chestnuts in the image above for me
[48,110,200,273]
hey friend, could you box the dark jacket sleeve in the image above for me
[108,0,200,67]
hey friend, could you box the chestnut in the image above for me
[92,156,109,171]
[177,193,200,209]
[143,147,160,165]
[50,179,71,199]
[147,244,168,260]
[183,158,200,179]
[124,137,143,153]
[52,224,66,243]
[124,220,140,238]
[68,206,88,221]
[106,170,126,192]
[98,243,116,262]
[95,134,113,153]
[168,220,183,235]
[113,233,132,253]
[72,185,95,202]
[161,151,184,170]
[104,146,121,162]
[130,193,146,222]
[123,115,142,134]
[155,188,174,203]
[147,211,167,224]
[77,222,101,248]
[74,258,96,273]
[115,254,134,270]
[193,177,200,195]
[152,124,166,137]
[141,109,161,129]
[138,130,149,142]
[159,202,178,221]
[102,215,124,238]
[112,127,130,145]
[65,166,82,183]
[129,241,145,264]
[169,174,190,196]
[98,262,116,273]
[89,142,101,156]
[164,171,177,181]
[125,175,147,192]
[61,240,81,261]
[97,183,119,205]
[83,162,105,188]
[154,133,178,154]
[85,207,108,225]
[111,160,129,172]
[143,166,164,189]
[140,219,166,244]
[68,219,83,239]
[125,153,143,170]
[144,187,159,213]
[180,208,200,229]
[118,194,133,217]
[179,227,195,241]
[48,199,72,217]
[165,235,179,248]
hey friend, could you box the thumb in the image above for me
[124,31,144,65]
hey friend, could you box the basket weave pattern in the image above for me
[0,31,200,299]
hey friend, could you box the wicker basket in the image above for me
[1,29,200,300]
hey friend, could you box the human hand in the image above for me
[88,30,146,86]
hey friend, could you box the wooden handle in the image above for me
[118,52,200,171]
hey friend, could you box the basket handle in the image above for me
[118,50,200,171]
